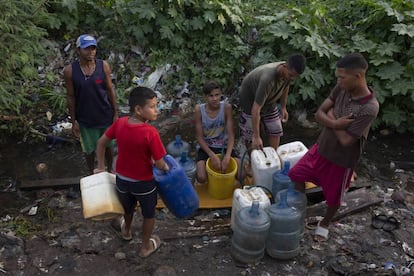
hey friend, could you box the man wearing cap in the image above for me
[64,34,118,174]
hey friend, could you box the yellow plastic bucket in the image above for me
[206,154,238,199]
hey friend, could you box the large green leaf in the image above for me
[382,105,406,127]
[391,24,414,37]
[375,42,400,56]
[267,21,293,39]
[385,79,414,96]
[375,62,405,81]
[305,34,330,58]
[351,35,376,52]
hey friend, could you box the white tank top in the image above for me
[200,102,227,148]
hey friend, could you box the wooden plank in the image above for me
[157,182,236,209]
[158,218,232,241]
[19,177,81,189]
[306,187,382,222]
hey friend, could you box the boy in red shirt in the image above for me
[95,86,169,258]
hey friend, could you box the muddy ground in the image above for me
[1,115,414,276]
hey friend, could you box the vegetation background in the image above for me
[1,0,413,140]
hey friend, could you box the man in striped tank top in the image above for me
[194,80,239,184]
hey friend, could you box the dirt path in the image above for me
[1,118,414,275]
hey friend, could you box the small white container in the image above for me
[251,147,281,191]
[231,186,271,230]
[80,172,124,220]
[277,141,308,168]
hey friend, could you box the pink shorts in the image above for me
[238,109,283,143]
[288,144,353,207]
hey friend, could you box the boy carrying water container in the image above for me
[95,86,169,258]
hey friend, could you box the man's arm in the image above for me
[63,64,80,138]
[251,102,263,149]
[94,134,111,173]
[103,61,118,120]
[315,98,356,146]
[194,105,215,158]
[279,84,289,122]
[224,103,235,159]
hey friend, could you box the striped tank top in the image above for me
[201,102,227,148]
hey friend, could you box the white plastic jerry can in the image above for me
[277,141,308,168]
[80,172,124,220]
[231,186,271,230]
[250,147,281,191]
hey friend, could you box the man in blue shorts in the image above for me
[239,54,306,150]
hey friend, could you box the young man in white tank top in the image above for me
[194,80,239,184]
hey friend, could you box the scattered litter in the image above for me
[52,121,72,133]
[176,82,190,98]
[1,214,13,222]
[400,266,411,275]
[46,111,53,121]
[132,76,144,85]
[28,206,38,216]
[63,43,71,52]
[144,64,171,90]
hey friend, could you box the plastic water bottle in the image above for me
[175,151,196,184]
[275,182,307,237]
[272,161,291,196]
[166,135,191,158]
[266,190,300,260]
[231,200,270,264]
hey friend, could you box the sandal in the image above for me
[120,218,132,241]
[383,216,400,232]
[371,214,400,232]
[371,214,388,230]
[139,235,161,258]
[314,221,329,242]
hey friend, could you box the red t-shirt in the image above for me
[105,117,166,180]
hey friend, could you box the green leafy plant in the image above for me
[1,0,414,137]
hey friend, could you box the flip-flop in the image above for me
[120,218,132,241]
[306,216,323,230]
[314,221,329,242]
[371,214,388,230]
[382,216,400,232]
[139,235,161,258]
[110,217,132,241]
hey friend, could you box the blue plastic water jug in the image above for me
[175,151,196,184]
[275,182,307,237]
[231,201,270,264]
[272,161,291,196]
[166,135,191,158]
[153,155,199,218]
[266,190,301,260]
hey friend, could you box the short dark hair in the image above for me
[336,53,368,71]
[203,80,220,95]
[287,53,306,74]
[129,86,157,112]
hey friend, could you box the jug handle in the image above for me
[245,185,275,204]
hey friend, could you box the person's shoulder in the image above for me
[367,89,380,112]
[195,103,204,112]
[223,102,233,111]
[63,63,73,76]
